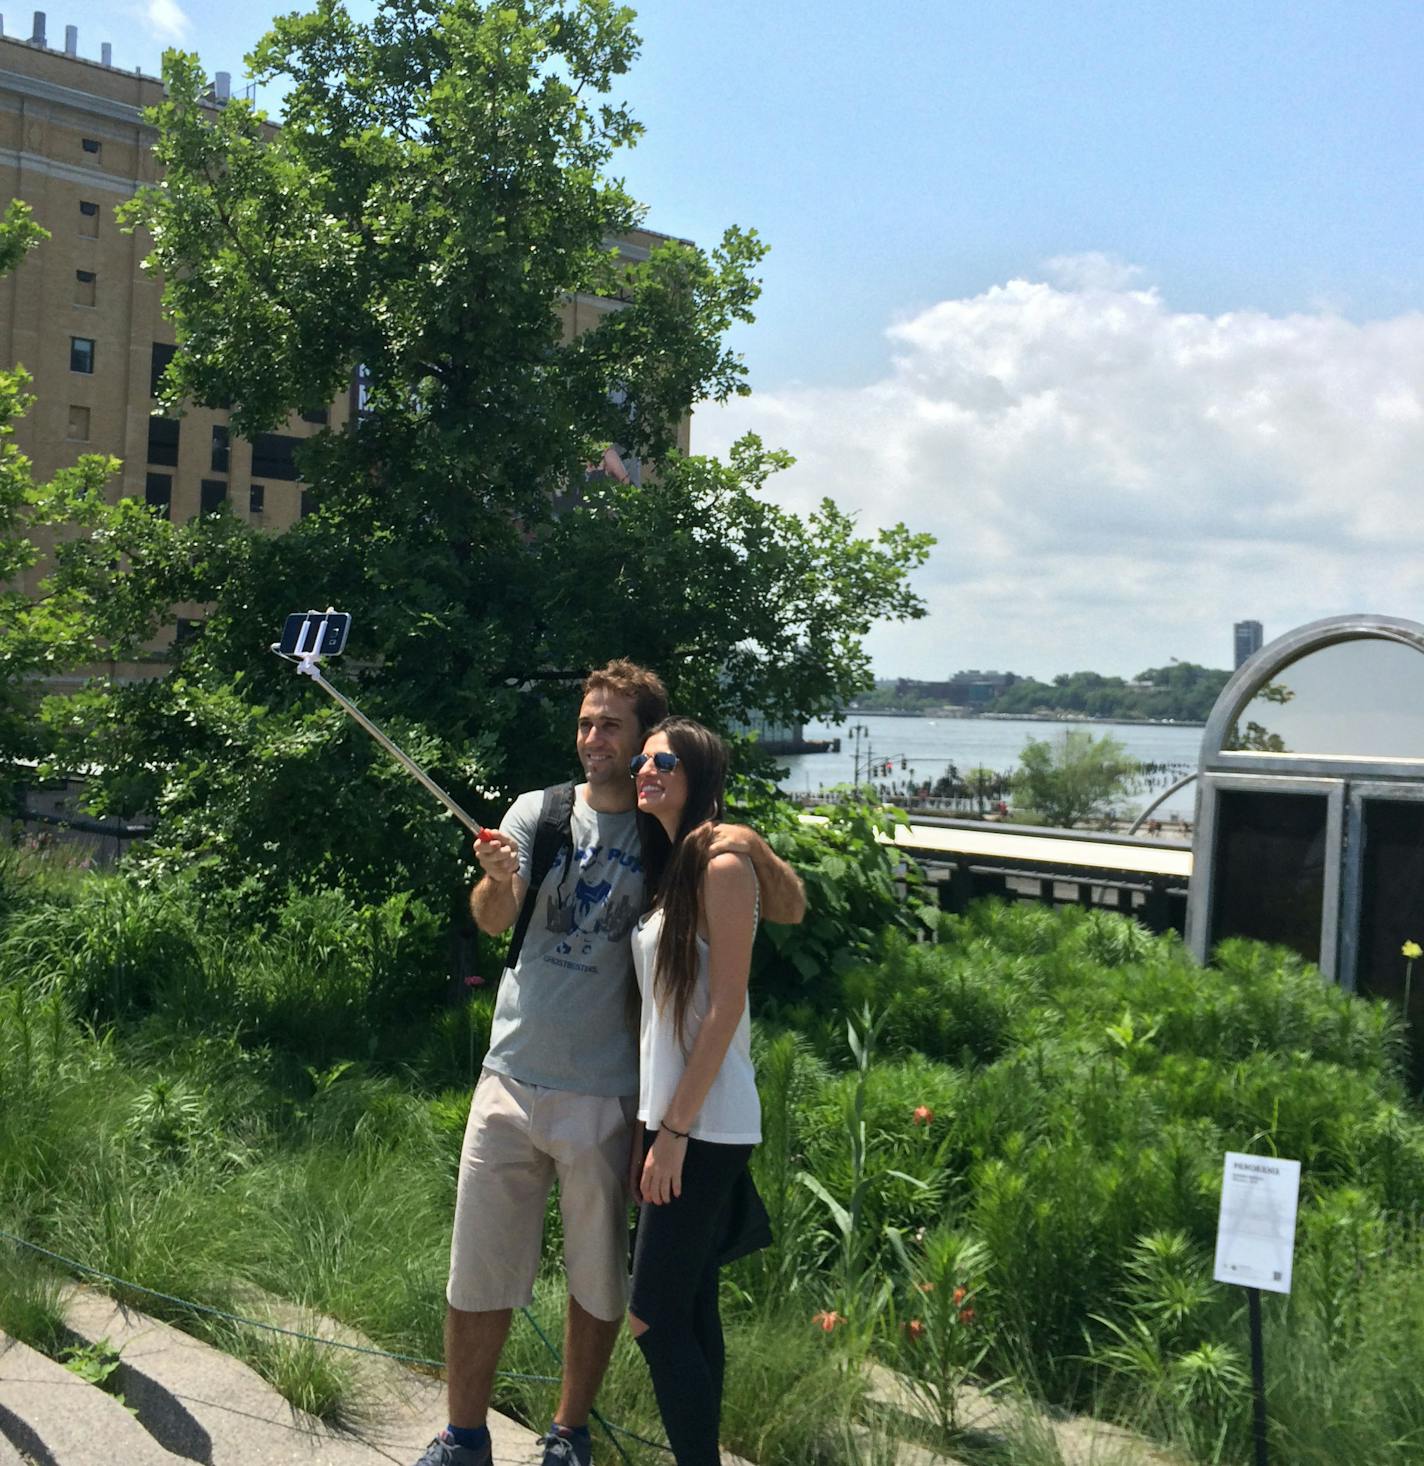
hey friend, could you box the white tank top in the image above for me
[632,904,761,1145]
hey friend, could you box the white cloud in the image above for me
[132,0,191,44]
[697,267,1424,679]
[1042,252,1148,293]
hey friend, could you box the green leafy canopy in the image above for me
[29,0,933,903]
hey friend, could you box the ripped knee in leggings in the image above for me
[627,1310,650,1339]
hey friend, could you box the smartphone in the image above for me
[278,611,351,658]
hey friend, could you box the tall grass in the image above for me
[9,858,1424,1461]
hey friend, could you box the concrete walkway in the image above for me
[0,1285,544,1466]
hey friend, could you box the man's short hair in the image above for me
[583,660,669,733]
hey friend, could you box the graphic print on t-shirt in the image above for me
[542,839,642,971]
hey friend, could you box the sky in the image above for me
[18,0,1424,680]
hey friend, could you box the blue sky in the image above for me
[21,1,1424,678]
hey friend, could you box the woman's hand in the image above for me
[640,1130,688,1205]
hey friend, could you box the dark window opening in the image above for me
[70,337,95,374]
[81,137,101,156]
[150,342,177,399]
[1357,799,1424,1085]
[249,483,265,514]
[211,425,230,473]
[200,479,227,516]
[174,618,203,648]
[78,201,100,238]
[251,432,301,482]
[300,489,316,519]
[147,416,180,467]
[1211,790,1328,962]
[145,473,172,519]
[300,407,329,425]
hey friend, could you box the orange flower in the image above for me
[915,1281,934,1294]
[904,1318,926,1342]
[958,1306,975,1325]
[812,1310,844,1333]
[952,1286,966,1305]
[913,1105,934,1126]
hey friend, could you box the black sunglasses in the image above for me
[630,751,680,775]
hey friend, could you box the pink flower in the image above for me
[464,974,486,988]
[913,1105,934,1126]
[812,1310,844,1333]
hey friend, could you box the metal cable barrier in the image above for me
[0,1227,672,1460]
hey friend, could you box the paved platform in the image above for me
[0,1286,545,1466]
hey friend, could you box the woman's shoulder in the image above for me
[703,850,756,879]
[703,845,758,897]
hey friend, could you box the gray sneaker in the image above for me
[412,1430,493,1466]
[539,1423,592,1466]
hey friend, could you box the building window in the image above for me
[200,479,227,516]
[81,137,102,158]
[251,432,300,481]
[300,407,329,425]
[78,200,100,237]
[147,416,180,467]
[249,483,265,515]
[150,342,177,399]
[210,425,230,473]
[145,473,172,519]
[73,269,96,307]
[174,618,203,648]
[300,489,316,519]
[67,405,91,442]
[70,337,95,374]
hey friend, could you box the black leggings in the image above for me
[629,1134,753,1466]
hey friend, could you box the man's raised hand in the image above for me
[473,828,521,884]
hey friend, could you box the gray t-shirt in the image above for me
[483,787,643,1097]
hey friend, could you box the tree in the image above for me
[1011,729,1139,830]
[37,1,931,902]
[0,202,176,816]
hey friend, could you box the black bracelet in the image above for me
[660,1124,691,1140]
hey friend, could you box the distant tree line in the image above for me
[852,662,1229,723]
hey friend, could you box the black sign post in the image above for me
[1247,1286,1268,1466]
[1213,1152,1301,1466]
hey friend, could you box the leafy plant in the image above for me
[1011,728,1140,829]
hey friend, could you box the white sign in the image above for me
[1213,1151,1301,1295]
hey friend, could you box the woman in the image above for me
[627,716,763,1466]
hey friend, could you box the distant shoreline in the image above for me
[841,709,1207,730]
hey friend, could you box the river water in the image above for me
[776,714,1205,821]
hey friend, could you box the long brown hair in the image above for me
[636,717,728,1047]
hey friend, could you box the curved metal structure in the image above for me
[1186,613,1424,990]
[1127,770,1199,835]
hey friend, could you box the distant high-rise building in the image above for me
[1234,620,1264,668]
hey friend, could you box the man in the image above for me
[415,660,805,1466]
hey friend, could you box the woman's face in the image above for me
[633,731,687,829]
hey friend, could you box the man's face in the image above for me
[576,688,643,790]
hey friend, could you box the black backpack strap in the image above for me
[503,781,577,972]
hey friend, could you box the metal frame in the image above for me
[1186,772,1345,978]
[1188,614,1424,980]
[1199,614,1424,781]
[1337,781,1424,994]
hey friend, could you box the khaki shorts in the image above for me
[448,1070,635,1322]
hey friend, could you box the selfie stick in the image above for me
[271,611,490,842]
